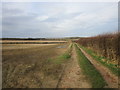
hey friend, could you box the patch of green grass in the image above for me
[48,43,73,64]
[54,53,71,64]
[79,45,120,76]
[75,44,107,88]
[60,53,71,59]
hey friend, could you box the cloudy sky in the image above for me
[2,2,118,38]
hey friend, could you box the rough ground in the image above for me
[77,45,118,88]
[2,44,68,88]
[58,45,91,88]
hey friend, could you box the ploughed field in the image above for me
[2,40,70,88]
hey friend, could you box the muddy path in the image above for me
[57,45,91,88]
[76,44,118,88]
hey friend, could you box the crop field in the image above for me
[2,44,57,49]
[1,40,67,44]
[2,40,72,88]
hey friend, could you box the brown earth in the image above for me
[2,43,69,88]
[58,45,91,88]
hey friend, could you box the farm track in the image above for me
[76,44,118,88]
[57,44,91,88]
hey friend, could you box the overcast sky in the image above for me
[2,2,118,38]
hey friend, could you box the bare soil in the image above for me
[58,45,91,88]
[77,45,118,88]
[2,44,69,88]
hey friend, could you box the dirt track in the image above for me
[58,45,91,88]
[57,44,118,88]
[77,44,118,88]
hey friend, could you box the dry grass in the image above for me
[2,43,70,88]
[77,32,120,62]
[2,44,57,49]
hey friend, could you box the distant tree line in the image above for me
[1,42,66,44]
[1,37,80,41]
[76,32,120,62]
[1,38,46,40]
[1,38,67,41]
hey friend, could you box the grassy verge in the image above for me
[75,44,106,88]
[78,44,120,76]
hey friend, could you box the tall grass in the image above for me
[75,44,107,88]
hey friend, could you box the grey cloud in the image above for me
[44,12,82,22]
[2,2,118,38]
[2,8,23,15]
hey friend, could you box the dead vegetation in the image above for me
[2,43,71,88]
[76,32,120,64]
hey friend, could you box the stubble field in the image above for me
[2,40,71,88]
